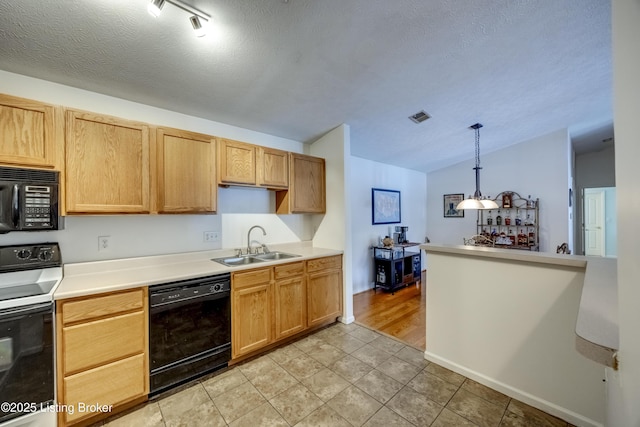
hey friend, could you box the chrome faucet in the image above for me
[247,225,266,254]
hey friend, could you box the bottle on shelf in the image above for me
[515,209,522,226]
[487,210,493,225]
[524,213,534,226]
[518,229,527,246]
[507,228,516,245]
[504,210,511,226]
[528,229,536,246]
[527,195,535,208]
[496,210,502,226]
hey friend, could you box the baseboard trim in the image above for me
[338,315,355,324]
[423,351,603,427]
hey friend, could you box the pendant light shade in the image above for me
[456,123,499,210]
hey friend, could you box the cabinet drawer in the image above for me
[307,255,342,273]
[274,261,304,279]
[60,289,144,325]
[233,267,271,288]
[63,353,146,424]
[62,311,146,374]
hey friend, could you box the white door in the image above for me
[584,188,605,256]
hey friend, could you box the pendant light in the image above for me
[456,123,499,210]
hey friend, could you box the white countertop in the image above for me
[56,242,342,300]
[420,243,588,268]
[421,243,618,367]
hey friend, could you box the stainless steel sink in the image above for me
[211,256,266,267]
[212,251,299,267]
[253,251,300,261]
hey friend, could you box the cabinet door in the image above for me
[157,128,216,213]
[56,288,149,426]
[276,153,325,214]
[307,258,342,327]
[62,311,146,374]
[257,146,288,189]
[0,94,59,168]
[63,354,146,425]
[217,138,256,185]
[274,262,306,340]
[232,268,272,358]
[65,109,150,213]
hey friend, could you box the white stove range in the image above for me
[0,243,61,427]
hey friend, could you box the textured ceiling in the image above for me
[0,0,612,171]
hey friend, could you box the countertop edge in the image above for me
[420,243,588,268]
[55,243,343,300]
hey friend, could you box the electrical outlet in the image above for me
[203,231,220,243]
[98,236,110,252]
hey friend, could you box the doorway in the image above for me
[583,187,617,257]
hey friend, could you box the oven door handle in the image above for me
[150,291,230,313]
[0,302,53,319]
[11,184,20,227]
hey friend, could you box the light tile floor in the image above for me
[97,323,575,427]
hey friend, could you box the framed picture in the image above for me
[443,193,464,218]
[372,188,401,224]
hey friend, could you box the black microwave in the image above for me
[0,166,59,234]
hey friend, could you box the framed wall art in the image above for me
[372,188,401,224]
[443,193,464,218]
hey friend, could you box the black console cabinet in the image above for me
[373,243,421,293]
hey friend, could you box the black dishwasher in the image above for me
[149,273,231,395]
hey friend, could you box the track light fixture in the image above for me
[189,15,206,37]
[147,0,211,37]
[147,0,165,17]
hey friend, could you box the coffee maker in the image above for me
[394,226,409,244]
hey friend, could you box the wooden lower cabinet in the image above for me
[274,262,306,340]
[56,288,149,426]
[231,256,342,360]
[231,268,272,359]
[307,255,343,328]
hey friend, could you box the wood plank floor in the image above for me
[353,279,426,350]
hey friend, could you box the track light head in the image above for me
[189,15,207,37]
[148,0,166,17]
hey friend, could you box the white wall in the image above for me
[426,251,604,427]
[426,129,571,253]
[349,156,427,294]
[609,0,640,425]
[0,71,314,263]
[308,124,354,322]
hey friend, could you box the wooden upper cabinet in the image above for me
[0,94,60,168]
[217,138,256,186]
[65,109,150,214]
[156,128,216,213]
[276,153,326,214]
[257,146,288,189]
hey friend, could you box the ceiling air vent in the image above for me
[409,110,431,124]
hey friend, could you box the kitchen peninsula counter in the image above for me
[56,242,342,300]
[420,243,614,427]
